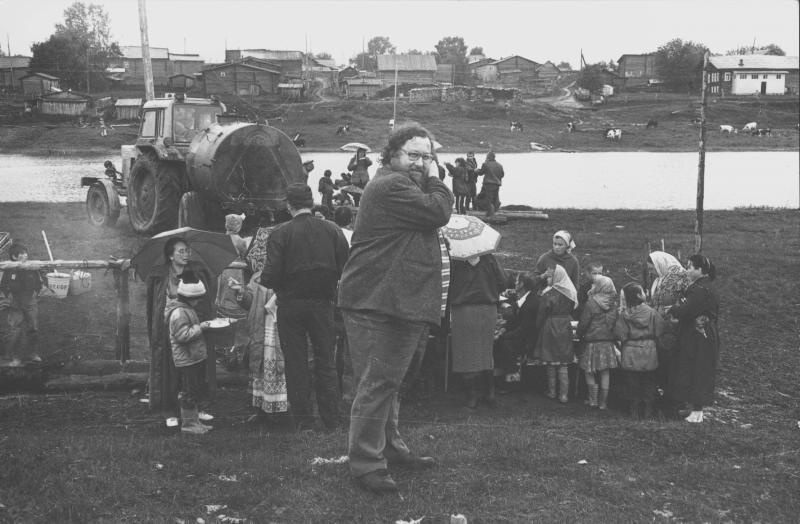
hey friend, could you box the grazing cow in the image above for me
[566,121,577,133]
[646,119,658,129]
[742,122,757,133]
[292,132,306,148]
[754,128,771,137]
[604,128,622,141]
[510,121,524,132]
[719,124,736,134]
[335,122,351,135]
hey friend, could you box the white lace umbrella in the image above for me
[440,215,501,260]
[339,142,371,152]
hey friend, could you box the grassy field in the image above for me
[1,92,798,156]
[0,202,798,522]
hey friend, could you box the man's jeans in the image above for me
[343,309,430,477]
[277,298,340,430]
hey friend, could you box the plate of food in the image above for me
[207,318,232,329]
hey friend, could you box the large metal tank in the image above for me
[186,122,305,213]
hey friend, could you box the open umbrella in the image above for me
[340,142,371,152]
[432,140,443,150]
[440,215,501,260]
[131,227,239,280]
[338,184,364,195]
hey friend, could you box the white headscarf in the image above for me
[648,250,684,297]
[542,264,578,310]
[553,230,576,253]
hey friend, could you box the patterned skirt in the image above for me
[250,307,288,413]
[578,341,620,373]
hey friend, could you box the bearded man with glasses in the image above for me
[338,123,454,493]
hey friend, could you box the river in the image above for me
[0,151,797,209]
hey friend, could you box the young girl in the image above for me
[534,264,579,403]
[615,283,664,419]
[576,275,618,409]
[165,271,214,434]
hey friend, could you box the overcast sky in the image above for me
[1,0,798,66]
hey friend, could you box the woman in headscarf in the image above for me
[534,230,580,289]
[145,237,214,425]
[645,251,690,406]
[534,264,579,403]
[576,275,618,409]
[667,255,720,424]
[444,158,470,215]
[214,213,250,369]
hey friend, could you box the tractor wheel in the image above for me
[86,183,120,227]
[127,154,182,234]
[178,191,206,229]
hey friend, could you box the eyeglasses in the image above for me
[175,248,192,256]
[400,148,434,162]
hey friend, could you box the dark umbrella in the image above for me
[131,227,239,280]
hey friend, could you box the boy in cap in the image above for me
[165,270,214,434]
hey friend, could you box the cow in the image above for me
[646,119,658,129]
[291,132,306,148]
[604,128,622,141]
[510,121,524,132]
[742,122,758,133]
[754,128,772,137]
[719,124,736,134]
[566,121,577,133]
[335,122,351,135]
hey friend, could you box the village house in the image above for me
[168,74,196,92]
[707,55,800,95]
[468,58,498,84]
[0,56,30,91]
[117,45,171,87]
[492,55,540,88]
[617,53,660,88]
[169,53,205,77]
[344,77,383,99]
[114,98,142,120]
[201,60,281,97]
[38,90,90,116]
[19,72,60,97]
[225,49,305,80]
[376,54,438,87]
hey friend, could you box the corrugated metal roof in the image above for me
[377,54,438,71]
[115,98,142,107]
[709,55,799,70]
[241,49,304,61]
[0,56,31,69]
[120,46,170,60]
[169,53,204,62]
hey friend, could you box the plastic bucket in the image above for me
[69,270,92,296]
[46,272,71,299]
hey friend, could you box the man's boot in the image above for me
[464,375,478,409]
[546,366,557,399]
[598,388,609,410]
[588,384,599,408]
[180,407,209,435]
[557,366,569,403]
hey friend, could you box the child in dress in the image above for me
[615,283,665,419]
[0,242,43,366]
[576,275,618,409]
[533,265,579,403]
[165,271,214,434]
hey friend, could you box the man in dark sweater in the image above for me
[338,124,454,493]
[477,151,505,217]
[260,183,350,432]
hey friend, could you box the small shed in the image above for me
[278,83,305,101]
[345,78,383,99]
[169,73,196,91]
[20,72,60,97]
[115,98,142,120]
[39,91,91,116]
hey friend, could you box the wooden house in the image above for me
[168,74,196,91]
[468,58,498,84]
[39,90,91,116]
[20,72,60,97]
[118,45,171,86]
[345,78,383,99]
[707,55,799,95]
[535,61,562,82]
[168,53,205,77]
[376,54,437,86]
[226,49,305,80]
[617,53,659,88]
[201,61,281,97]
[114,98,142,120]
[0,56,30,91]
[491,56,540,88]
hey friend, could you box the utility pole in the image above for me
[86,48,90,93]
[694,50,710,254]
[392,53,398,130]
[138,0,155,100]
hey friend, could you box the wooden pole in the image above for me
[115,268,131,362]
[643,241,651,295]
[138,0,155,101]
[694,51,710,254]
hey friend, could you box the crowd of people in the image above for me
[0,123,720,495]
